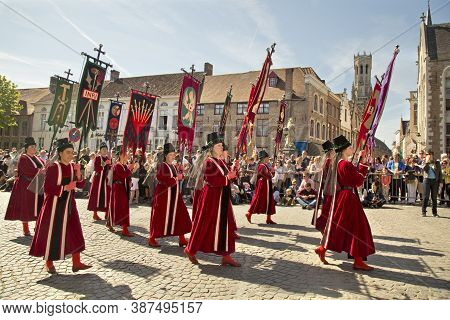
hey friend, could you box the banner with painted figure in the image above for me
[75,60,106,135]
[177,74,201,152]
[219,89,233,136]
[274,99,287,157]
[104,100,124,146]
[47,78,73,128]
[122,89,157,154]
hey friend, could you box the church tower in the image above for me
[352,52,372,113]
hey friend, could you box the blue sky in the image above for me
[1,0,449,145]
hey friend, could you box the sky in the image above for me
[1,0,449,146]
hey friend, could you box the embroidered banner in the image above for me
[47,78,73,128]
[104,100,124,146]
[274,99,287,154]
[218,89,233,136]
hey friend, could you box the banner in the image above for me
[236,45,275,155]
[75,60,106,134]
[47,78,73,128]
[355,81,381,150]
[177,74,201,152]
[104,100,124,146]
[122,89,157,154]
[366,47,400,154]
[218,89,233,136]
[274,99,287,150]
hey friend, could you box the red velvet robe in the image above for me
[322,160,375,258]
[109,163,131,227]
[312,157,332,233]
[87,155,111,212]
[30,162,85,261]
[248,163,276,215]
[186,157,235,256]
[150,162,192,238]
[5,154,45,222]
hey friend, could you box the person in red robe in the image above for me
[312,140,335,235]
[149,143,192,247]
[5,137,45,236]
[87,142,111,221]
[108,146,134,237]
[185,133,240,267]
[316,135,375,271]
[220,143,239,239]
[246,150,276,224]
[29,138,91,274]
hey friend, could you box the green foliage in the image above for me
[0,75,22,128]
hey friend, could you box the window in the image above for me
[365,64,369,74]
[40,114,47,131]
[172,116,178,129]
[257,102,269,114]
[12,126,18,136]
[160,102,168,107]
[446,77,450,111]
[256,119,269,137]
[360,65,363,74]
[197,104,204,116]
[269,77,278,87]
[21,121,27,136]
[316,122,320,139]
[5,126,10,136]
[214,104,224,115]
[413,103,418,125]
[310,120,314,137]
[322,124,326,140]
[345,109,347,122]
[237,103,246,115]
[38,137,44,148]
[236,119,243,135]
[98,111,104,130]
[158,115,168,130]
[195,120,203,137]
[213,121,220,132]
[319,98,323,114]
[314,95,318,111]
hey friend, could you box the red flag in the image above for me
[177,74,201,152]
[355,81,381,150]
[236,44,275,155]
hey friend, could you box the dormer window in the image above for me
[268,71,278,87]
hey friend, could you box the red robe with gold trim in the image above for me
[87,155,111,212]
[30,162,85,261]
[5,154,44,222]
[248,163,276,215]
[322,160,375,258]
[313,157,332,233]
[109,163,132,227]
[186,157,235,256]
[150,162,192,238]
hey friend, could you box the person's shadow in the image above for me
[37,274,135,300]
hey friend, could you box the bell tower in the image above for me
[352,52,372,113]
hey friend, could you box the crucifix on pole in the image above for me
[115,92,120,102]
[144,82,150,94]
[94,44,105,63]
[64,68,73,80]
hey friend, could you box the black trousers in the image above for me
[422,178,438,215]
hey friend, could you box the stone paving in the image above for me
[0,191,449,300]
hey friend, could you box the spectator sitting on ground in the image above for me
[296,182,317,209]
[299,172,315,191]
[362,181,386,208]
[273,186,281,205]
[242,182,253,203]
[281,188,296,206]
[230,183,241,205]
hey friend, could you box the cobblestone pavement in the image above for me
[0,191,449,300]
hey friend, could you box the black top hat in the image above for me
[205,132,223,149]
[23,137,36,149]
[258,150,269,160]
[56,138,74,153]
[99,142,108,150]
[163,143,176,155]
[322,140,334,153]
[333,135,351,153]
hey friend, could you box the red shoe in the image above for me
[266,219,277,225]
[121,225,134,237]
[353,257,374,271]
[71,252,92,272]
[93,212,102,221]
[45,261,56,274]
[184,249,199,265]
[22,222,31,236]
[314,246,329,265]
[245,213,252,224]
[178,235,188,247]
[221,255,241,267]
[148,237,161,247]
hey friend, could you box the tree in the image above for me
[0,75,22,128]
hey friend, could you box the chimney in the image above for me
[204,62,213,76]
[110,69,120,82]
[284,68,293,100]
